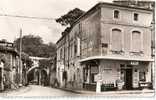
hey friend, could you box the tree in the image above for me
[0,39,7,42]
[56,8,85,26]
[21,52,33,69]
[14,35,56,57]
[14,35,43,56]
[37,42,56,58]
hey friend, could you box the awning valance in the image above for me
[79,56,154,62]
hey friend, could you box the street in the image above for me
[0,85,154,97]
[4,85,79,97]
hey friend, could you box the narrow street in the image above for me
[4,85,80,97]
[0,85,154,97]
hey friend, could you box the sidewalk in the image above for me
[59,87,155,95]
[0,85,31,96]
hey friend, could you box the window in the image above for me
[114,10,119,19]
[83,68,88,82]
[74,43,77,57]
[77,37,80,56]
[102,43,108,48]
[70,45,72,58]
[60,48,62,59]
[139,72,146,82]
[134,13,138,21]
[132,31,141,52]
[111,28,122,51]
[91,66,98,83]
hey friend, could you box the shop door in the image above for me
[125,69,133,90]
[0,68,2,90]
[0,68,2,83]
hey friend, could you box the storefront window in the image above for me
[91,66,98,83]
[83,68,88,82]
[121,71,125,81]
[139,72,146,82]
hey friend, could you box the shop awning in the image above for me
[79,56,154,62]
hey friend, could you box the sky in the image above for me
[0,0,113,44]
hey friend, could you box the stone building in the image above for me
[27,56,50,86]
[49,55,57,87]
[56,2,154,91]
[0,41,21,91]
[113,0,155,90]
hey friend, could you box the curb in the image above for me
[57,87,154,95]
[1,86,31,96]
[98,90,155,95]
[57,87,82,94]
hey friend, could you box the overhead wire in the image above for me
[0,7,57,42]
[0,14,56,20]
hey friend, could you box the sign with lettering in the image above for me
[91,66,98,73]
[94,74,102,82]
[140,83,148,87]
[130,61,139,65]
[133,69,139,88]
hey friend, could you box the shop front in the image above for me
[0,61,4,91]
[119,61,152,90]
[82,60,99,91]
[80,58,153,91]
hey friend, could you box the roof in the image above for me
[56,2,153,44]
[79,56,154,62]
[29,56,50,60]
[113,0,155,3]
[0,46,19,55]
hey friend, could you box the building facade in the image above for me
[56,2,154,91]
[0,41,21,91]
[113,0,155,90]
[27,56,50,86]
[49,55,57,87]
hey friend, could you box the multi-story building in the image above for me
[0,41,21,91]
[113,0,155,90]
[27,56,50,86]
[56,2,154,91]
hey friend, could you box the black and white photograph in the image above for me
[0,0,155,99]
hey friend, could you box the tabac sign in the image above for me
[95,74,102,82]
[130,61,139,65]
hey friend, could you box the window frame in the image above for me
[110,28,124,51]
[130,29,143,52]
[134,13,139,21]
[113,10,120,20]
[139,71,146,82]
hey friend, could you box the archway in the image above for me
[40,69,48,86]
[27,67,48,86]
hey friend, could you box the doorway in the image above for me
[120,64,133,90]
[0,68,2,84]
[125,68,133,90]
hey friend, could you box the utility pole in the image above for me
[19,28,23,86]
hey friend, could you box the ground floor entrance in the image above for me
[125,69,133,90]
[121,66,133,90]
[0,68,3,91]
[81,59,152,91]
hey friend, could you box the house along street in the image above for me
[0,85,154,97]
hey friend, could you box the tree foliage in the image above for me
[39,59,52,69]
[14,35,56,58]
[21,52,33,69]
[56,8,85,26]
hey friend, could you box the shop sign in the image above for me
[60,64,64,70]
[133,68,139,88]
[140,83,148,87]
[130,61,139,65]
[91,66,98,73]
[94,74,102,82]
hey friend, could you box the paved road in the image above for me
[0,85,154,97]
[5,85,80,97]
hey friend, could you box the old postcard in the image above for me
[0,0,155,99]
